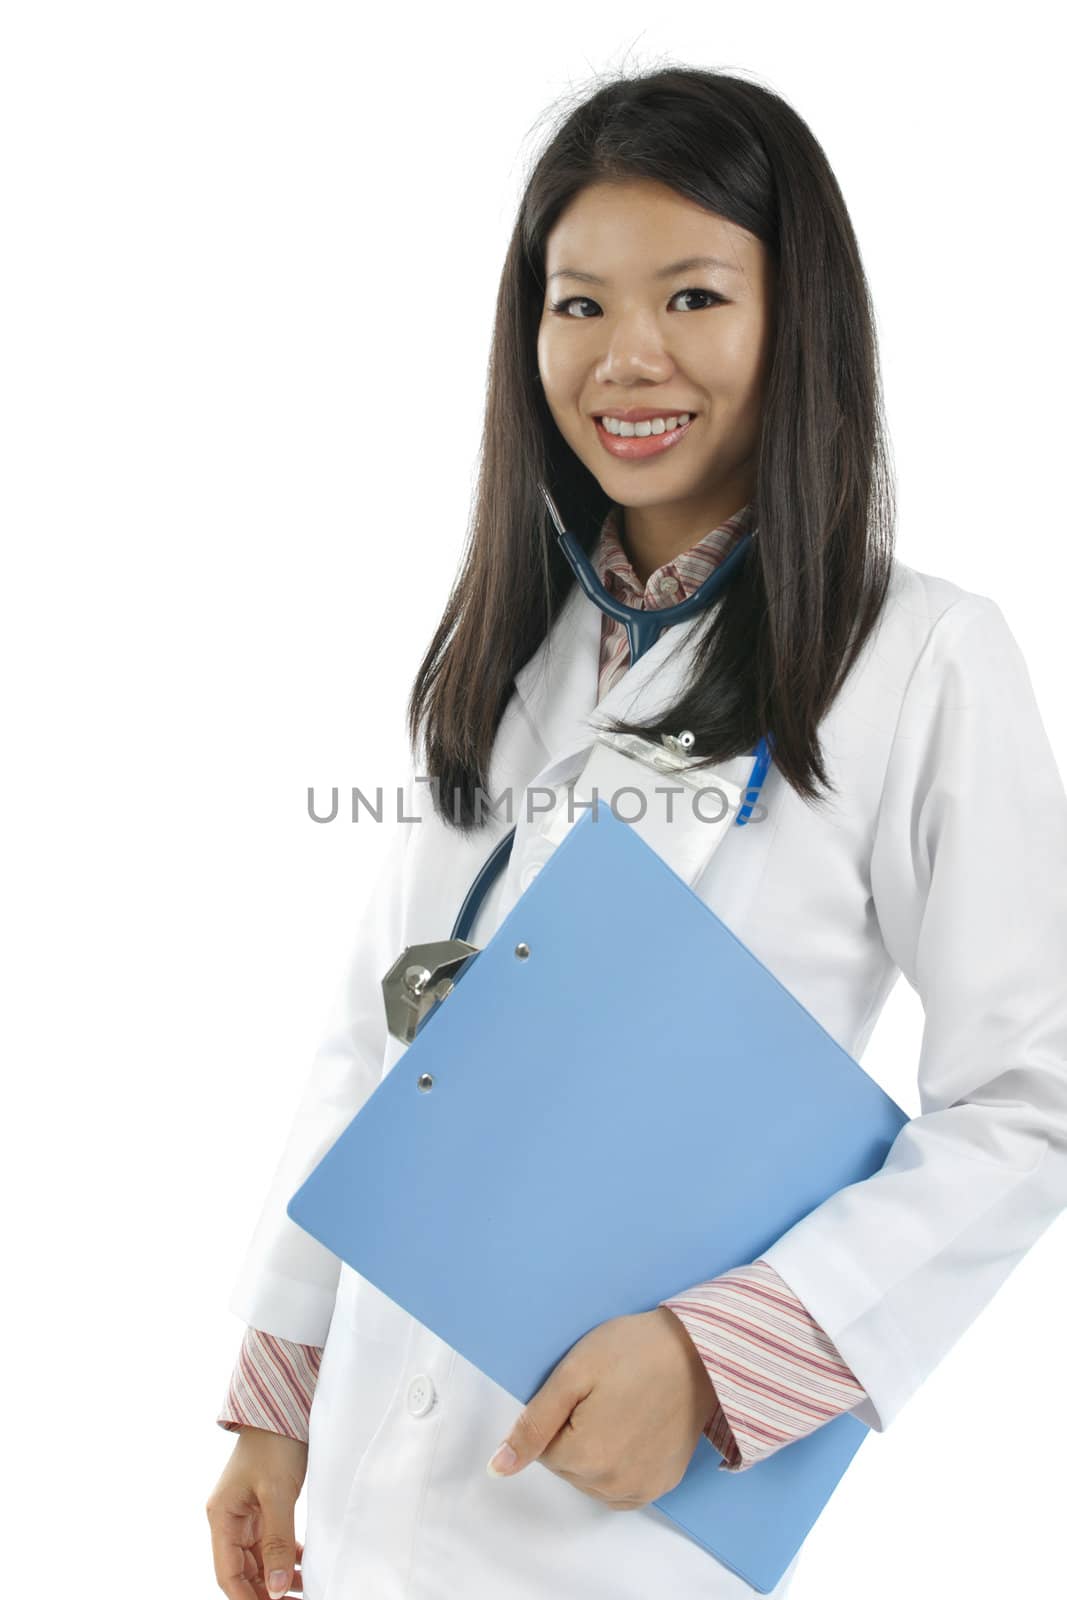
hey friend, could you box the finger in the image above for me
[206,1499,267,1600]
[244,1547,270,1597]
[490,1368,587,1476]
[541,1461,633,1509]
[210,1534,263,1599]
[278,1544,303,1596]
[249,1542,300,1597]
[539,1407,605,1480]
[254,1482,299,1599]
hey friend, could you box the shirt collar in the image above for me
[591,501,755,611]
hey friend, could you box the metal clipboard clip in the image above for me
[381,939,479,1045]
[382,732,724,1044]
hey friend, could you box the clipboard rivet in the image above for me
[514,942,530,960]
[417,1072,434,1093]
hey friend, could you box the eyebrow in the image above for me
[546,254,741,285]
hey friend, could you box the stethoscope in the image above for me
[448,483,775,942]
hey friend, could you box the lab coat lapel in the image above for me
[496,584,745,916]
[510,580,711,792]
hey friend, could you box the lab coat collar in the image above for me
[511,579,718,789]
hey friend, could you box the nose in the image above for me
[594,307,675,385]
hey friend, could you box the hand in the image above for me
[485,1307,719,1510]
[206,1427,309,1597]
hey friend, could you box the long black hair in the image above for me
[407,65,895,827]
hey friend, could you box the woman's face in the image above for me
[537,178,774,545]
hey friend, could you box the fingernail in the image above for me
[267,1573,289,1598]
[486,1441,517,1476]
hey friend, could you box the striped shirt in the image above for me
[594,499,755,698]
[217,500,867,1469]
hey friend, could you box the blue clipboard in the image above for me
[287,805,909,1593]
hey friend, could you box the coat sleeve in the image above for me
[758,593,1067,1433]
[224,764,418,1346]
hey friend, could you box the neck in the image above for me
[620,483,752,586]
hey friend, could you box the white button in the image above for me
[658,574,680,594]
[520,861,543,888]
[407,1374,437,1417]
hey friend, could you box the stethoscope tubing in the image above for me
[448,487,774,942]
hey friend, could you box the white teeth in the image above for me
[601,413,691,437]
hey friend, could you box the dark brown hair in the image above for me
[407,65,895,828]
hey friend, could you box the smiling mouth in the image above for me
[592,412,697,460]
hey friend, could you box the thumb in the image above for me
[486,1366,581,1478]
[256,1483,298,1598]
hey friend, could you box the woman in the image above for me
[206,66,1067,1599]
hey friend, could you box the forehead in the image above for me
[544,178,763,281]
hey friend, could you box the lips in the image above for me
[593,413,696,461]
[594,408,696,423]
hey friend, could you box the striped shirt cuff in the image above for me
[216,1326,323,1444]
[659,1258,867,1472]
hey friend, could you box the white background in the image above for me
[2,4,1064,1596]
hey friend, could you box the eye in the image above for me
[548,295,599,318]
[547,288,727,318]
[672,288,726,312]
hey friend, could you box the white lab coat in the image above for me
[227,557,1067,1599]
